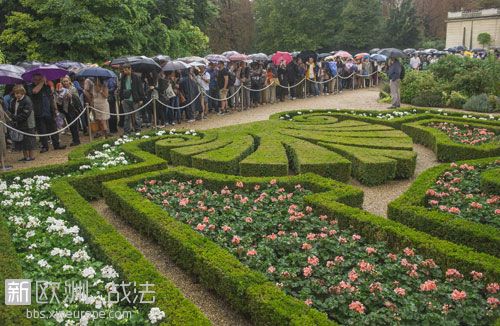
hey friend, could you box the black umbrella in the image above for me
[445,47,457,53]
[162,60,190,72]
[110,56,145,66]
[55,60,87,70]
[298,50,318,62]
[403,48,416,55]
[454,45,466,51]
[471,48,486,53]
[130,57,161,73]
[369,48,380,54]
[378,48,406,58]
[151,54,171,63]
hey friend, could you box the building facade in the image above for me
[445,8,500,49]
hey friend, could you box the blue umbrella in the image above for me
[22,64,68,82]
[0,64,25,84]
[76,67,117,78]
[370,54,388,62]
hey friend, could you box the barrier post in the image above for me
[240,87,244,111]
[352,75,355,91]
[152,90,158,129]
[86,103,93,142]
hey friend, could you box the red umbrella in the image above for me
[272,51,293,65]
[332,51,353,59]
[229,53,249,62]
[354,53,370,60]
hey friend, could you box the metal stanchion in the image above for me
[352,76,355,91]
[152,90,158,129]
[240,86,244,111]
[86,104,93,142]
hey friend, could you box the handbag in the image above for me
[9,128,23,142]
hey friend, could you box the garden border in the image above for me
[388,156,500,258]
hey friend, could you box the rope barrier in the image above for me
[1,107,87,137]
[156,92,202,109]
[275,78,306,89]
[306,77,336,85]
[199,86,243,102]
[241,82,275,92]
[337,73,356,80]
[89,98,153,116]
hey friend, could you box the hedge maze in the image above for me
[1,108,499,325]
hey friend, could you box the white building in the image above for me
[445,8,500,49]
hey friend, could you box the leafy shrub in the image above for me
[463,94,495,113]
[401,70,444,106]
[445,91,468,109]
[411,89,445,107]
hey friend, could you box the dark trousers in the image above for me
[60,110,80,144]
[108,95,118,133]
[287,80,297,98]
[209,87,219,112]
[35,116,60,149]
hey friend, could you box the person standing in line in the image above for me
[29,74,66,152]
[106,76,118,133]
[197,65,210,118]
[286,58,299,100]
[410,53,421,70]
[9,85,36,161]
[92,77,110,138]
[388,58,402,108]
[59,77,82,146]
[119,64,145,134]
[217,61,229,115]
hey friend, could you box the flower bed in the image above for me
[138,178,500,325]
[428,122,499,146]
[425,162,500,229]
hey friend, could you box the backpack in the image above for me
[228,70,236,87]
[400,64,406,80]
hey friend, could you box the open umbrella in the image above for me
[229,53,249,62]
[151,54,171,63]
[378,48,406,58]
[16,61,44,70]
[272,51,293,65]
[178,56,208,65]
[76,67,117,79]
[354,53,370,60]
[454,45,466,51]
[189,62,206,68]
[324,55,337,62]
[130,57,161,73]
[445,47,457,53]
[291,51,300,58]
[471,48,486,53]
[0,64,25,84]
[249,53,268,61]
[318,53,331,60]
[332,51,352,59]
[222,51,240,58]
[370,54,387,62]
[22,64,68,82]
[298,50,318,62]
[162,60,190,72]
[205,54,229,63]
[403,48,416,55]
[55,60,87,70]
[110,56,145,67]
[369,48,380,54]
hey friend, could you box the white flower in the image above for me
[51,248,71,257]
[72,249,90,262]
[81,267,96,279]
[102,144,111,149]
[38,259,51,269]
[101,266,119,279]
[28,243,37,250]
[73,236,84,244]
[25,230,35,238]
[148,307,166,324]
[63,265,74,271]
[79,165,91,170]
[79,312,94,326]
[26,254,34,260]
[26,216,40,228]
[53,311,65,323]
[105,282,117,292]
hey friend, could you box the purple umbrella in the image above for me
[205,54,229,63]
[22,64,68,82]
[0,64,25,84]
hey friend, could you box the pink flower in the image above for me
[326,260,335,268]
[148,179,157,185]
[338,236,348,244]
[358,260,375,273]
[470,202,483,209]
[348,301,365,314]
[348,269,358,281]
[302,243,312,250]
[240,197,249,204]
[304,298,313,306]
[196,224,206,231]
[486,283,500,294]
[335,256,344,264]
[451,289,467,301]
[269,179,277,185]
[294,184,302,189]
[420,280,437,292]
[307,256,319,266]
[246,249,257,256]
[352,234,361,241]
[487,297,500,308]
[306,233,316,241]
[450,163,457,168]
[319,215,328,221]
[470,271,483,281]
[329,229,337,236]
[429,200,439,205]
[369,282,382,293]
[266,233,277,241]
[446,268,463,280]
[203,216,210,223]
[195,179,203,185]
[303,266,313,277]
[401,248,414,257]
[394,287,406,296]
[421,259,437,269]
[235,181,244,188]
[366,247,377,255]
[179,198,190,206]
[439,205,448,211]
[495,209,500,215]
[448,207,461,214]
[222,225,232,232]
[387,253,397,261]
[305,206,313,213]
[426,189,436,197]
[267,266,276,273]
[244,217,253,223]
[231,236,241,245]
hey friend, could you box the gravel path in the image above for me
[91,199,251,326]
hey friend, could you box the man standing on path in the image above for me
[217,61,229,115]
[388,58,402,108]
[119,64,145,134]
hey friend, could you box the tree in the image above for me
[335,0,383,51]
[382,0,421,48]
[477,32,492,48]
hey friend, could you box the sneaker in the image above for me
[1,165,13,171]
[26,157,35,162]
[54,145,67,150]
[18,157,27,162]
[187,119,195,123]
[40,148,48,153]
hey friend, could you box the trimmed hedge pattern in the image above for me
[388,157,500,258]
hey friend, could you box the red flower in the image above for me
[246,249,257,256]
[486,283,499,294]
[403,247,415,256]
[394,287,406,296]
[420,280,437,291]
[487,297,500,308]
[307,256,320,266]
[348,301,365,314]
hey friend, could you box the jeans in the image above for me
[60,110,80,144]
[122,100,142,134]
[108,95,118,133]
[35,116,61,149]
